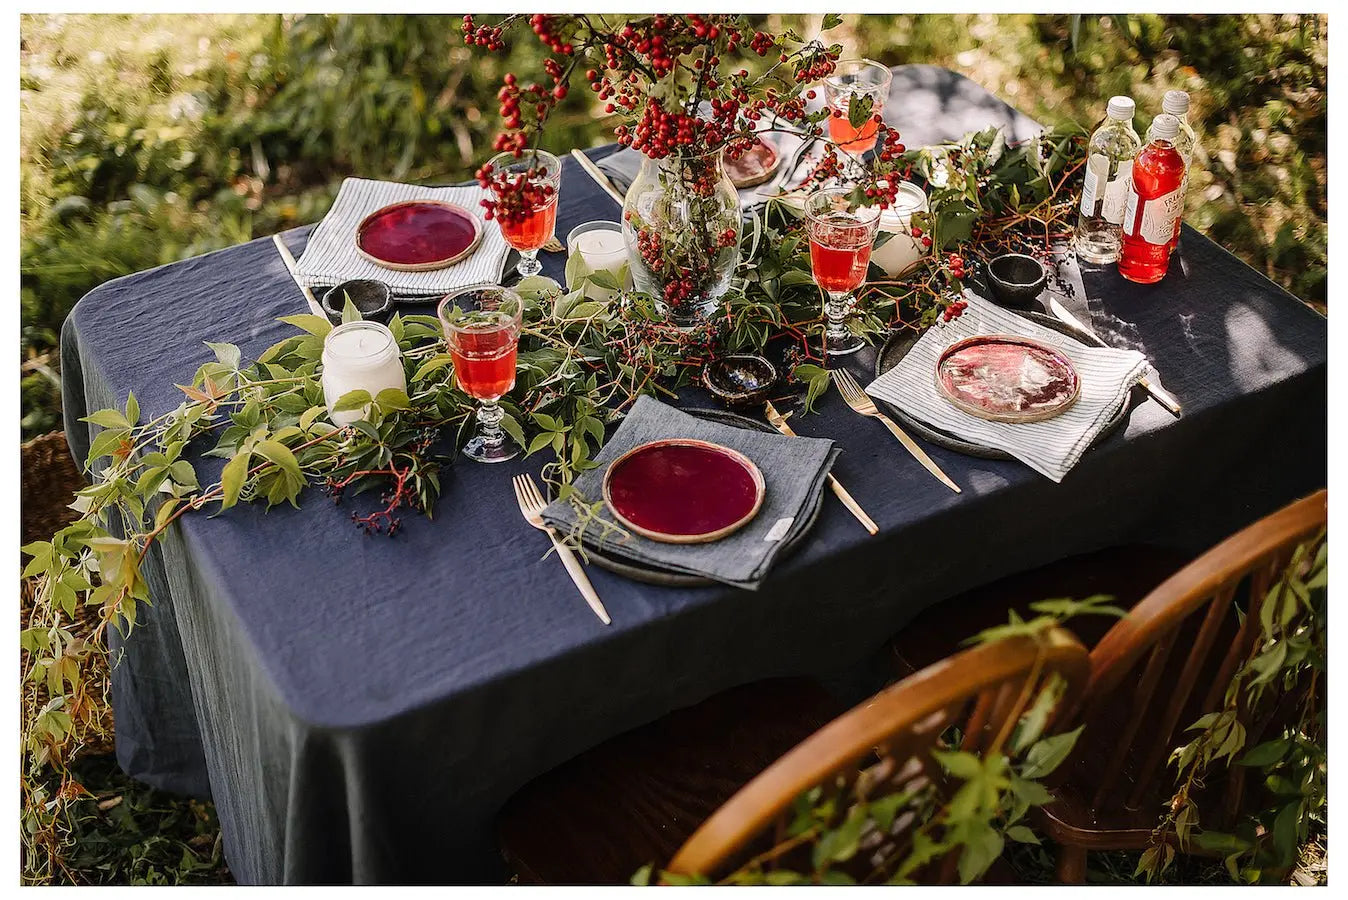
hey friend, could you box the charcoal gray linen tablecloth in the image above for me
[60,67,1327,884]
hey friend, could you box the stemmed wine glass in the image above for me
[805,187,881,358]
[438,286,523,463]
[486,149,562,279]
[823,59,893,173]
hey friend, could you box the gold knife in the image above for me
[1048,296,1182,417]
[765,402,878,536]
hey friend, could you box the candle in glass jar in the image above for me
[320,321,407,426]
[566,221,630,301]
[869,181,930,277]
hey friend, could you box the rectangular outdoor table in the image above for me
[61,66,1326,884]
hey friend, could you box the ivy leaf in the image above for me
[793,363,830,413]
[1005,825,1040,844]
[374,388,412,413]
[1020,726,1083,779]
[342,293,362,324]
[847,92,875,130]
[956,823,1003,884]
[822,12,843,29]
[1238,737,1291,767]
[413,354,454,382]
[300,406,327,431]
[124,391,140,427]
[81,408,130,430]
[219,450,252,511]
[278,314,334,338]
[86,427,130,466]
[205,341,242,371]
[333,389,373,413]
[499,413,526,449]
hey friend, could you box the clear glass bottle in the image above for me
[1074,96,1143,264]
[1147,90,1197,251]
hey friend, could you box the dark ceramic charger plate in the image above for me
[875,310,1143,461]
[578,407,825,587]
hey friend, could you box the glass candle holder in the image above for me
[486,149,562,279]
[806,187,881,358]
[321,322,407,426]
[824,59,893,158]
[869,181,930,277]
[438,286,523,463]
[566,221,630,302]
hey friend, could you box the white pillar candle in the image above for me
[320,322,407,426]
[566,222,632,302]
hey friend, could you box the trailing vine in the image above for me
[20,122,1087,879]
[631,596,1124,885]
[1138,533,1327,884]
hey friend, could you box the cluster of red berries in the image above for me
[910,224,934,250]
[942,299,969,322]
[460,15,505,51]
[475,163,556,227]
[947,253,967,279]
[528,14,573,55]
[875,125,907,162]
[748,31,776,56]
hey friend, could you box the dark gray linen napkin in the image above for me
[541,395,839,590]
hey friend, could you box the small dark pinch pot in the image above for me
[321,279,395,325]
[985,253,1048,308]
[701,354,779,408]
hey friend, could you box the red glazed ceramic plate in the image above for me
[725,137,781,189]
[602,439,766,544]
[355,200,483,271]
[936,334,1081,423]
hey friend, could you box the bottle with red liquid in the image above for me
[1118,114,1186,284]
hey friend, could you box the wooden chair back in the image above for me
[664,628,1091,882]
[1068,490,1327,819]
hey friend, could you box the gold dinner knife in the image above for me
[1047,297,1182,417]
[765,401,878,536]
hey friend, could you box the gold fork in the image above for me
[512,474,611,626]
[832,369,962,494]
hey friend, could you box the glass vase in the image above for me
[621,148,741,327]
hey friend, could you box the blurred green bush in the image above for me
[20,13,1326,439]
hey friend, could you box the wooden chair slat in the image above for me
[1126,581,1238,808]
[1090,627,1176,809]
[1041,489,1326,881]
[666,629,1091,881]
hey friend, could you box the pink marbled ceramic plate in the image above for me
[936,334,1080,423]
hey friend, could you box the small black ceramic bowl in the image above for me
[985,253,1048,308]
[702,354,779,408]
[321,279,395,325]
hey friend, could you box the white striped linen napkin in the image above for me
[865,292,1148,482]
[293,177,511,297]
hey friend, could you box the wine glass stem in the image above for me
[824,290,855,344]
[476,399,506,450]
[517,250,542,278]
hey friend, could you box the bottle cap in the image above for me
[1106,96,1135,121]
[1162,90,1190,117]
[1150,113,1180,142]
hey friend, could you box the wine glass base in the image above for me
[463,436,519,464]
[825,335,867,357]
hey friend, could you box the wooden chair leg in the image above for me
[1055,844,1087,884]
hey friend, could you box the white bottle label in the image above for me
[1124,185,1184,245]
[1080,154,1133,225]
[1101,159,1133,225]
